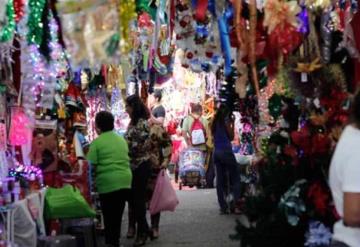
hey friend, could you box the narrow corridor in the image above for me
[119,188,240,247]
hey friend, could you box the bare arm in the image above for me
[344,192,360,227]
[150,115,165,125]
[225,115,235,141]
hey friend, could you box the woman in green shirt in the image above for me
[87,111,132,247]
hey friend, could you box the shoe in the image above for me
[233,207,242,215]
[133,233,148,247]
[127,228,135,239]
[220,208,229,215]
[152,228,159,240]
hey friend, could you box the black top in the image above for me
[152,105,166,118]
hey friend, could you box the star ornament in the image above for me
[294,58,322,73]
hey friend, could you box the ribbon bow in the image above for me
[294,58,322,73]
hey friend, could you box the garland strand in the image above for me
[27,0,46,45]
[0,0,15,42]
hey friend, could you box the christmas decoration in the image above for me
[27,0,46,45]
[0,0,15,42]
[9,107,32,146]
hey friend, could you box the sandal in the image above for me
[127,228,136,239]
[152,228,159,239]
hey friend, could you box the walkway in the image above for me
[120,188,241,247]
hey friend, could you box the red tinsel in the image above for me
[13,0,25,23]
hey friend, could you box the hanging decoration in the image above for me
[13,0,25,22]
[9,107,32,146]
[27,0,46,45]
[249,0,260,97]
[0,0,15,42]
[57,0,121,70]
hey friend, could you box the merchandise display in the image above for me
[0,0,358,245]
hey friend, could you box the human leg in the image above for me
[131,162,151,246]
[99,189,129,246]
[214,151,228,212]
[150,213,160,239]
[225,151,241,203]
[127,203,136,238]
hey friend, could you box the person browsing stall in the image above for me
[329,91,360,247]
[149,90,166,126]
[86,111,132,247]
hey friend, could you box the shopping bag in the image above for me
[45,185,96,219]
[149,170,179,215]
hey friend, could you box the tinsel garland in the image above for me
[0,0,15,42]
[27,0,46,45]
[14,0,25,22]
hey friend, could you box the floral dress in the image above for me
[146,124,172,202]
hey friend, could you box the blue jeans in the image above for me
[213,150,241,210]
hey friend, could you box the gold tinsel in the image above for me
[118,0,137,53]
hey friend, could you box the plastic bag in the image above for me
[45,185,96,219]
[149,170,179,215]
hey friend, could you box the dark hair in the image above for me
[211,105,231,135]
[126,95,150,125]
[191,103,203,114]
[95,111,114,132]
[351,90,360,125]
[153,90,162,102]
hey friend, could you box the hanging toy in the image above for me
[9,107,32,146]
[249,0,260,98]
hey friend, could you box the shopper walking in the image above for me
[124,95,152,247]
[211,106,241,215]
[329,91,360,247]
[86,111,132,247]
[182,103,210,152]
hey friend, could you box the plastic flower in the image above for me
[279,179,307,226]
[305,221,332,247]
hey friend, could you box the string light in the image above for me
[8,161,43,185]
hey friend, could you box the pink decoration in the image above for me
[9,107,32,146]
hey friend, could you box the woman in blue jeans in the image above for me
[211,106,241,214]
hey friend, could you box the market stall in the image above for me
[0,0,359,246]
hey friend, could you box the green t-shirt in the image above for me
[86,131,132,194]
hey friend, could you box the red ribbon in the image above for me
[195,0,208,22]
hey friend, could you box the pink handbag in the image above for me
[149,170,179,215]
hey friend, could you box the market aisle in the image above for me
[119,189,240,247]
